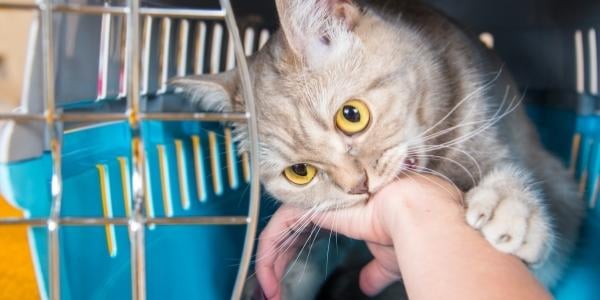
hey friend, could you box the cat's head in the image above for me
[173,0,446,209]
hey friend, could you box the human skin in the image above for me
[255,175,552,300]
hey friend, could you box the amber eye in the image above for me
[284,163,317,185]
[335,99,370,135]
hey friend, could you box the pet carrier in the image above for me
[0,0,598,299]
[0,0,267,299]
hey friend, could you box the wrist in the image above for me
[377,177,465,245]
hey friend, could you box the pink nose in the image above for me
[349,175,369,195]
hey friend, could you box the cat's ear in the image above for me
[275,0,362,67]
[170,70,241,112]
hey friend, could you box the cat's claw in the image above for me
[465,178,553,265]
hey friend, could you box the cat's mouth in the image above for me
[404,156,419,170]
[395,156,419,178]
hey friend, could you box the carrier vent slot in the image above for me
[225,32,235,70]
[177,19,190,78]
[258,29,270,50]
[158,17,172,94]
[194,22,208,74]
[118,16,128,98]
[241,152,251,183]
[96,164,117,257]
[117,157,132,217]
[97,6,111,99]
[210,23,224,73]
[141,16,154,95]
[589,28,598,96]
[192,135,208,202]
[175,139,191,210]
[243,27,255,56]
[225,128,239,189]
[144,157,156,229]
[208,131,224,195]
[157,144,174,217]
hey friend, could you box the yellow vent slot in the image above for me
[175,140,191,210]
[208,131,224,195]
[225,128,239,189]
[192,135,208,202]
[117,157,132,217]
[157,145,174,217]
[96,164,117,257]
[241,152,251,183]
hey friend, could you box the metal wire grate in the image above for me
[0,0,261,299]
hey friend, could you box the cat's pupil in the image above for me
[343,106,361,123]
[292,164,308,176]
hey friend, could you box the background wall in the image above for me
[0,1,35,112]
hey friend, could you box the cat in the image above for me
[172,0,584,298]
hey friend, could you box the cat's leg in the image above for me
[465,165,554,265]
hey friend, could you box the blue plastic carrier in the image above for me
[0,0,598,299]
[0,119,251,300]
[0,0,266,299]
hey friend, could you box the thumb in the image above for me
[359,259,401,296]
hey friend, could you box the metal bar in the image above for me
[220,1,261,299]
[0,3,38,10]
[141,7,225,19]
[0,112,248,123]
[61,113,128,122]
[140,112,248,122]
[65,112,249,122]
[124,0,146,299]
[39,0,62,298]
[0,3,226,19]
[0,216,250,226]
[55,4,126,15]
[0,113,46,121]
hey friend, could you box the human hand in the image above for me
[255,175,464,299]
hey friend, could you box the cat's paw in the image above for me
[465,177,553,264]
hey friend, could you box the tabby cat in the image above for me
[173,0,584,298]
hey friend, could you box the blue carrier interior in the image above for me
[0,0,599,299]
[0,111,253,299]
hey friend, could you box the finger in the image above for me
[311,201,383,243]
[359,259,401,296]
[366,242,400,274]
[256,206,309,299]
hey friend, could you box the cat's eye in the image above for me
[335,99,371,135]
[283,163,317,185]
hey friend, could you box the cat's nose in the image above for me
[349,174,369,195]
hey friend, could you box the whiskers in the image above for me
[402,71,524,188]
[247,202,341,286]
